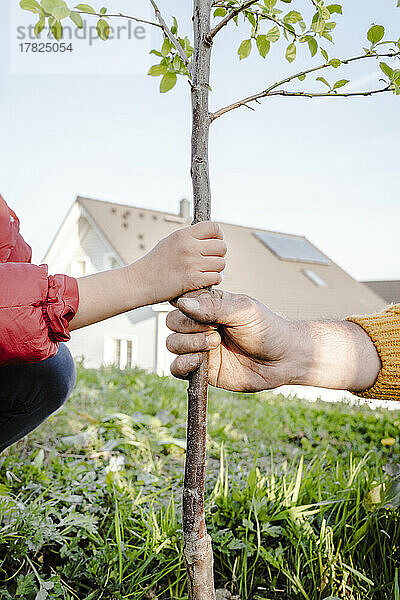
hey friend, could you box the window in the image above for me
[104,254,120,270]
[302,269,327,287]
[126,340,133,368]
[104,337,136,369]
[70,259,86,277]
[115,339,121,367]
[253,231,329,264]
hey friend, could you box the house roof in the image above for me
[77,195,386,320]
[362,280,400,305]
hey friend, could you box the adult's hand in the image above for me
[167,290,304,392]
[166,290,381,393]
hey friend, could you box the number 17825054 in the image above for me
[19,42,73,52]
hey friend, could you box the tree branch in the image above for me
[213,3,302,38]
[268,86,391,99]
[245,10,301,38]
[148,0,192,77]
[76,11,161,29]
[210,0,259,39]
[211,51,399,120]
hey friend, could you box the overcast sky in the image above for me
[1,0,399,281]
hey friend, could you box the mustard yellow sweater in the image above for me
[347,304,400,400]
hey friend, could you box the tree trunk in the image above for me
[183,1,215,599]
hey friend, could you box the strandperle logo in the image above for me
[10,0,152,74]
[16,20,147,46]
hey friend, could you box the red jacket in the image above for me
[0,194,79,365]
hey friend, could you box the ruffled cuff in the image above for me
[43,275,79,342]
[346,304,400,400]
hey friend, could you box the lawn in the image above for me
[0,366,399,600]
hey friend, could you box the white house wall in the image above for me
[68,308,157,370]
[44,203,83,274]
[80,219,114,273]
[155,310,175,376]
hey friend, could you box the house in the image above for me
[43,196,386,375]
[362,280,400,305]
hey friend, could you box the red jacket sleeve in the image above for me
[0,263,79,365]
[0,194,32,263]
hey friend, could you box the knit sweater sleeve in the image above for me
[346,304,400,400]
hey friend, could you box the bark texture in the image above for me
[183,1,215,599]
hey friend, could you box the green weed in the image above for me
[0,365,398,599]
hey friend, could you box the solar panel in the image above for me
[253,231,330,264]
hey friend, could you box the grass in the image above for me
[0,365,399,599]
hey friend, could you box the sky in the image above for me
[0,0,399,281]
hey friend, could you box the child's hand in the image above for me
[134,222,227,305]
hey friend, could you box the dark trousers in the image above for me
[0,344,76,453]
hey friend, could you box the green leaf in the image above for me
[160,71,177,93]
[246,12,256,27]
[238,39,252,60]
[148,64,167,76]
[96,18,109,40]
[325,21,337,30]
[52,3,70,20]
[256,35,270,58]
[171,16,178,35]
[32,448,45,468]
[321,48,329,61]
[50,19,62,39]
[316,76,331,89]
[367,24,385,45]
[298,73,306,81]
[41,0,61,12]
[284,10,302,24]
[99,6,107,14]
[161,38,172,57]
[172,55,182,70]
[181,36,193,58]
[327,4,342,14]
[329,58,341,67]
[20,0,43,14]
[265,26,280,42]
[284,23,295,37]
[322,31,333,43]
[333,79,349,90]
[308,37,317,56]
[74,3,95,14]
[380,62,394,78]
[34,15,45,35]
[70,10,83,28]
[311,13,325,34]
[320,6,331,20]
[214,7,227,17]
[16,574,36,596]
[285,42,296,62]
